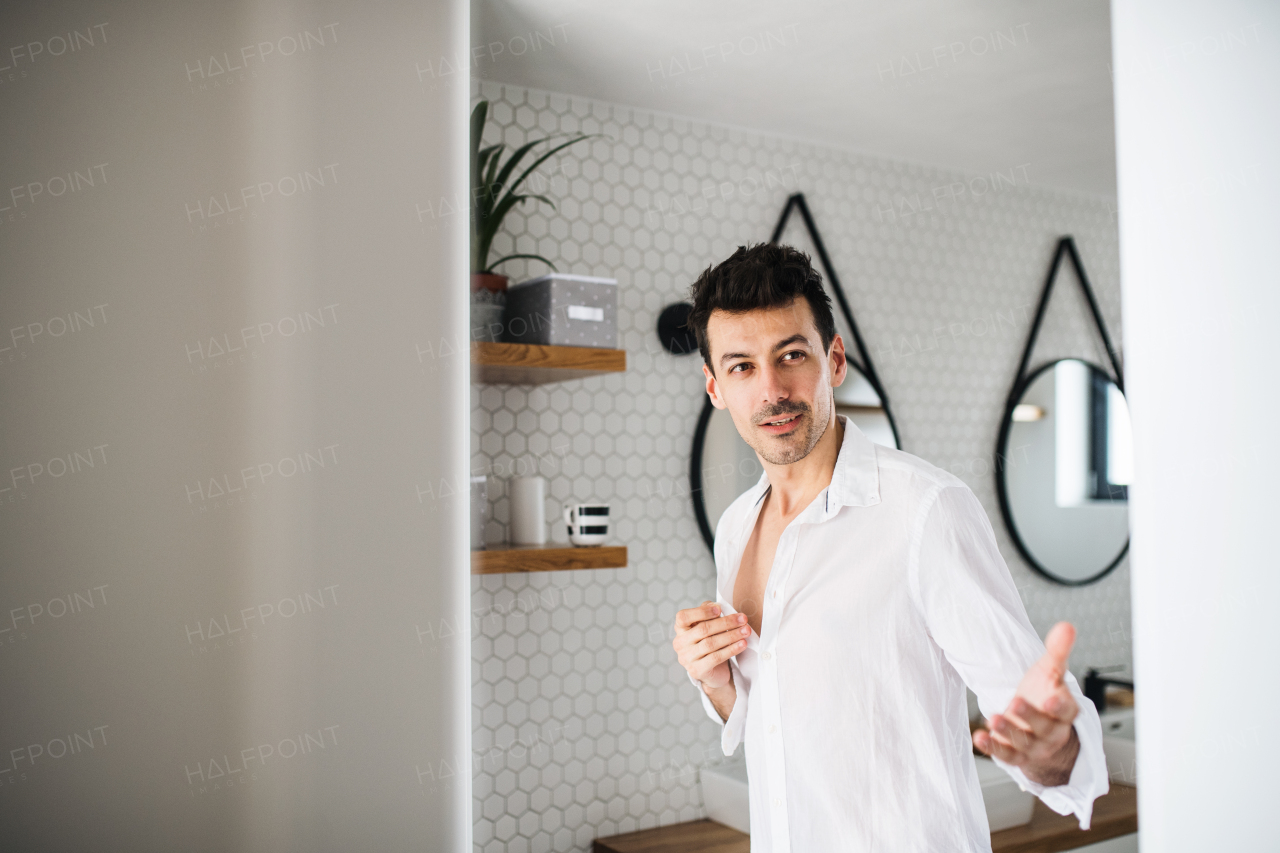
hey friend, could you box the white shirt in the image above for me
[691,416,1108,853]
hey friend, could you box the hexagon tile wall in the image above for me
[469,79,1131,853]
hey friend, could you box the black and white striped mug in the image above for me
[563,504,610,546]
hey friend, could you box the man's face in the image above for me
[703,296,846,466]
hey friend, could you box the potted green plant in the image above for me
[470,99,597,340]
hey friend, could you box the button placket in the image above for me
[762,526,799,853]
[732,483,818,853]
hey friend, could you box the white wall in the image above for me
[0,2,469,850]
[1112,1,1280,849]
[469,79,1128,851]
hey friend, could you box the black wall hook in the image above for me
[656,302,698,355]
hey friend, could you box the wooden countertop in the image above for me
[592,785,1136,853]
[992,783,1137,853]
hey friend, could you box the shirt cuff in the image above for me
[690,660,747,756]
[991,677,1109,829]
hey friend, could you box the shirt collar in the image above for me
[747,415,881,518]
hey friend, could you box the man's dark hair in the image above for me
[687,243,836,373]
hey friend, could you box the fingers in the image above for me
[701,635,747,676]
[672,602,750,681]
[980,697,1078,779]
[1009,693,1076,737]
[675,601,719,632]
[704,634,748,669]
[690,613,748,643]
[1041,622,1076,683]
[674,610,747,650]
[1006,699,1054,738]
[694,622,751,658]
[984,713,1050,765]
[987,713,1033,752]
[972,729,1020,765]
[1041,686,1078,722]
[687,631,747,680]
[677,620,748,670]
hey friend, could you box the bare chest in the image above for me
[732,506,788,638]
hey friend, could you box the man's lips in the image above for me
[758,413,802,435]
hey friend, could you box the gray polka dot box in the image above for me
[503,273,618,349]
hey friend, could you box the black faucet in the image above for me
[1083,668,1134,713]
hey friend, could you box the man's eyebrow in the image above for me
[771,334,809,353]
[718,334,812,367]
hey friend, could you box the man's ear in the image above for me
[829,334,848,388]
[703,363,727,410]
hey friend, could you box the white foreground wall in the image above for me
[1112,0,1280,849]
[0,2,469,850]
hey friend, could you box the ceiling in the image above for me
[474,0,1117,196]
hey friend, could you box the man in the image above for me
[672,244,1107,852]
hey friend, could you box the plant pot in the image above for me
[471,273,509,293]
[470,303,506,342]
[470,287,507,343]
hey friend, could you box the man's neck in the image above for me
[760,414,844,518]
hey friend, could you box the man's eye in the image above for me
[729,363,749,373]
[782,351,804,362]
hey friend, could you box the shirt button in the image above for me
[769,725,777,734]
[774,798,782,807]
[762,651,772,661]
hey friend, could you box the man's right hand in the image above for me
[673,601,750,689]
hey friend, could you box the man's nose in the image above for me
[758,362,790,404]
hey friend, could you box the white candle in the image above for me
[509,476,547,545]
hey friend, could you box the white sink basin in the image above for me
[1099,707,1135,739]
[1103,736,1137,786]
[699,757,749,834]
[698,754,1038,834]
[1099,707,1137,786]
[974,756,1036,830]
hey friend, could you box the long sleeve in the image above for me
[685,502,752,756]
[908,482,1109,829]
[689,655,748,756]
[687,578,748,755]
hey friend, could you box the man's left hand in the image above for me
[972,621,1081,787]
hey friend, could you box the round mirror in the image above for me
[691,358,899,550]
[997,358,1132,585]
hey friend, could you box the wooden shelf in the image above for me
[471,341,626,384]
[594,819,748,853]
[472,543,628,574]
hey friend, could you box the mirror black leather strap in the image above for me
[995,235,1128,585]
[1009,235,1124,404]
[690,396,717,550]
[769,193,901,448]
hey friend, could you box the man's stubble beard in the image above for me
[746,392,832,466]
